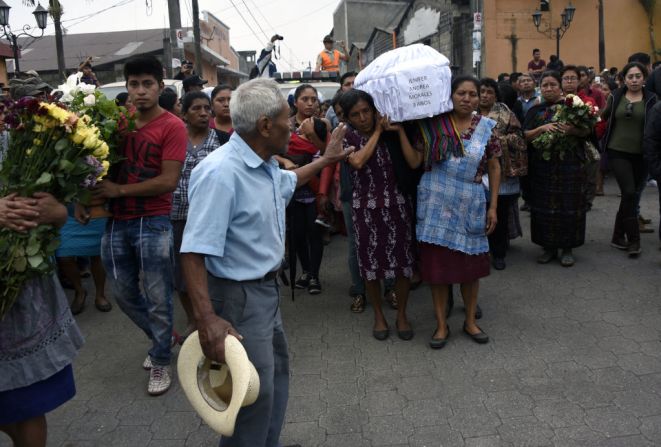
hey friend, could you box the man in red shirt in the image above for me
[94,55,187,396]
[528,49,546,83]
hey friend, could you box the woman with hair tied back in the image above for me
[340,88,417,341]
[523,71,594,267]
[285,84,330,295]
[601,62,657,257]
[170,92,227,338]
[401,75,502,349]
[478,77,527,271]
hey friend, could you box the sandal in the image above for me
[560,249,575,267]
[70,291,87,315]
[94,297,112,312]
[350,294,366,313]
[537,249,557,264]
[384,290,398,310]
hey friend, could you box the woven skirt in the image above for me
[419,242,490,284]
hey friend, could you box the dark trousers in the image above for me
[609,151,647,220]
[290,201,324,278]
[488,194,519,259]
[609,151,647,243]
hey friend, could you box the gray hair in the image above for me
[230,78,287,134]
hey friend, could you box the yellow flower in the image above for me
[93,142,110,159]
[83,133,101,150]
[26,148,33,156]
[33,124,44,133]
[33,138,42,146]
[71,127,89,145]
[99,160,110,179]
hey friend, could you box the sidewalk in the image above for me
[2,178,660,447]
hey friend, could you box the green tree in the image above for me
[23,0,66,80]
[639,0,658,60]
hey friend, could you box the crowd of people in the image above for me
[2,43,661,447]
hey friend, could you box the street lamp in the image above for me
[0,0,48,76]
[531,2,576,59]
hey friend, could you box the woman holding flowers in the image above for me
[523,71,596,267]
[0,192,84,447]
[601,62,656,257]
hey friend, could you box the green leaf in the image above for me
[13,256,27,273]
[35,172,53,185]
[58,159,74,172]
[26,240,40,256]
[54,138,70,152]
[27,254,45,269]
[542,151,551,161]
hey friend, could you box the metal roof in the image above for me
[15,28,170,73]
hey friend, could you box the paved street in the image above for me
[2,177,661,447]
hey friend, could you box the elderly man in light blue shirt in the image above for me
[180,78,352,447]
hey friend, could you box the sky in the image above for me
[7,0,340,71]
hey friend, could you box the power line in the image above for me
[227,0,296,70]
[61,0,135,26]
[230,0,337,40]
[240,0,269,41]
[247,0,304,68]
[238,0,299,69]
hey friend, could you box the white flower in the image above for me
[572,95,583,107]
[78,83,96,95]
[55,73,85,103]
[83,94,96,106]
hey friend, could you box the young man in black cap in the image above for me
[174,60,194,80]
[182,75,208,94]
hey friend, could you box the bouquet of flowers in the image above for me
[0,77,133,318]
[532,94,600,160]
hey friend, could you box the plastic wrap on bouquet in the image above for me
[354,44,453,122]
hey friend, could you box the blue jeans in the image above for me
[101,216,174,366]
[207,274,289,447]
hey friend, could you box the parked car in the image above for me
[98,79,184,100]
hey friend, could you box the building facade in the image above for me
[482,0,661,76]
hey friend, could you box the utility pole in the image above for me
[598,0,605,71]
[167,0,182,77]
[192,0,203,77]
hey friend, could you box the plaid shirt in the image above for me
[171,130,222,221]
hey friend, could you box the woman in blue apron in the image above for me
[400,76,502,350]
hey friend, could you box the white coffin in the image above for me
[354,44,453,122]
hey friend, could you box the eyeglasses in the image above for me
[562,76,578,82]
[625,102,634,119]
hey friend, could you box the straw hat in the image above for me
[177,332,260,436]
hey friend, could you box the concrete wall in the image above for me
[482,0,661,77]
[333,0,409,49]
[396,0,472,74]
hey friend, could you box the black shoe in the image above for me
[373,327,389,341]
[307,277,321,295]
[294,273,311,289]
[492,257,506,270]
[463,323,489,344]
[475,304,483,320]
[429,328,450,349]
[627,241,642,257]
[610,238,628,250]
[396,322,414,341]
